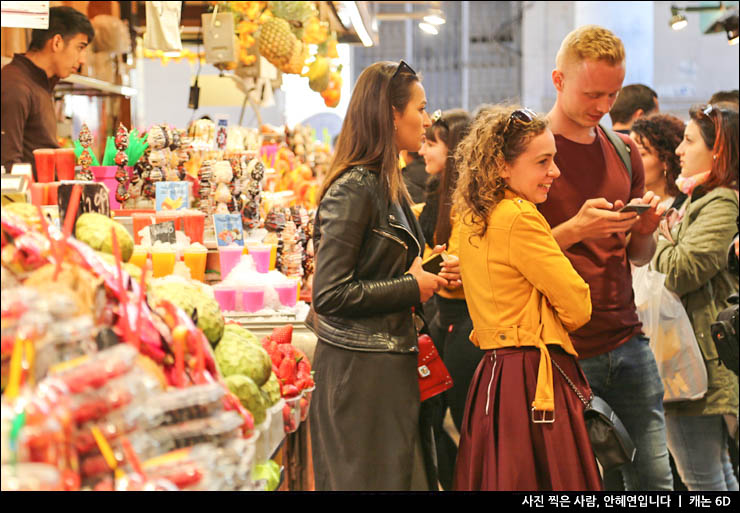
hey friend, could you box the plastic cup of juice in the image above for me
[151,246,176,278]
[183,244,208,282]
[242,286,265,313]
[129,246,149,271]
[218,245,243,280]
[213,286,237,312]
[274,281,298,307]
[54,148,76,180]
[155,211,182,231]
[182,211,206,245]
[132,214,155,245]
[33,149,56,183]
[30,183,48,206]
[249,245,272,274]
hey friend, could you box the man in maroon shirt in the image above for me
[1,6,93,177]
[538,25,673,491]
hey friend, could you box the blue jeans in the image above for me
[578,335,673,491]
[666,414,739,491]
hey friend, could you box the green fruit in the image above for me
[252,460,281,491]
[214,335,272,386]
[225,374,267,425]
[150,281,224,344]
[222,324,260,346]
[260,372,281,406]
[75,212,134,262]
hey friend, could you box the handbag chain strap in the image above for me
[551,359,593,408]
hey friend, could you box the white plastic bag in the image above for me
[632,265,708,402]
[144,1,183,53]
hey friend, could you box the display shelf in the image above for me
[57,74,137,97]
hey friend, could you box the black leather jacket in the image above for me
[308,166,425,354]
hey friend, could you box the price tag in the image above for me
[213,213,244,247]
[57,181,110,226]
[155,181,190,211]
[149,221,177,244]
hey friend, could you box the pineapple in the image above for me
[258,17,298,69]
[282,41,309,75]
[268,1,317,40]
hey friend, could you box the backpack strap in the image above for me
[600,124,632,183]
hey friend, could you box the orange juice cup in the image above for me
[129,247,149,270]
[151,248,176,278]
[183,247,208,282]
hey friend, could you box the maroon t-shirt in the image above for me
[538,127,645,359]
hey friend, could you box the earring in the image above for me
[394,125,398,131]
[713,154,717,160]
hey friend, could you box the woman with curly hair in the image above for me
[652,102,739,491]
[452,105,602,491]
[630,114,688,212]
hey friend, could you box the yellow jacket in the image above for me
[458,191,592,413]
[411,203,465,300]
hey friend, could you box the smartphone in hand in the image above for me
[422,252,448,274]
[619,204,651,215]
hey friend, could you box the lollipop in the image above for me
[76,123,95,181]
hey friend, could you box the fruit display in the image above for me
[1,195,315,491]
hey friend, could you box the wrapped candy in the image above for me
[280,217,304,280]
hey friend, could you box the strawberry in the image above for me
[277,343,296,361]
[297,357,311,375]
[278,356,297,385]
[270,350,283,368]
[261,336,271,351]
[271,324,293,345]
[282,383,300,398]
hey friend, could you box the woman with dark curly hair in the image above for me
[630,114,687,212]
[452,105,602,491]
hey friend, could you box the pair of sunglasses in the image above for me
[503,107,538,135]
[391,60,416,82]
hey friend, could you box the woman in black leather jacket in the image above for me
[308,61,461,491]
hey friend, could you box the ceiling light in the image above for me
[418,22,439,35]
[423,9,446,25]
[342,1,374,47]
[728,27,739,44]
[670,10,688,30]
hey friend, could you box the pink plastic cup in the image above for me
[249,245,272,274]
[274,281,298,307]
[242,286,265,313]
[218,246,243,280]
[213,287,237,312]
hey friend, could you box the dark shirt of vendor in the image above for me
[1,6,94,177]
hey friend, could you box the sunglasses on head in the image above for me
[503,107,538,135]
[391,60,416,82]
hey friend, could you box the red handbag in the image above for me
[417,334,454,402]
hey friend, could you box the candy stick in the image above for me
[111,227,132,344]
[35,204,62,279]
[91,426,125,480]
[120,436,147,480]
[132,258,148,352]
[62,184,82,238]
[5,337,27,400]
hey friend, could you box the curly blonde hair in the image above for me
[453,104,549,238]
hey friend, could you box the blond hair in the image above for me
[453,105,549,238]
[555,25,625,71]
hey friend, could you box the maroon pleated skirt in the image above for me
[453,346,603,491]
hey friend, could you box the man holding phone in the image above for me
[538,26,672,491]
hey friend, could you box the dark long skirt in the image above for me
[453,346,603,491]
[309,340,430,491]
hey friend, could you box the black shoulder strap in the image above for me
[600,124,632,183]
